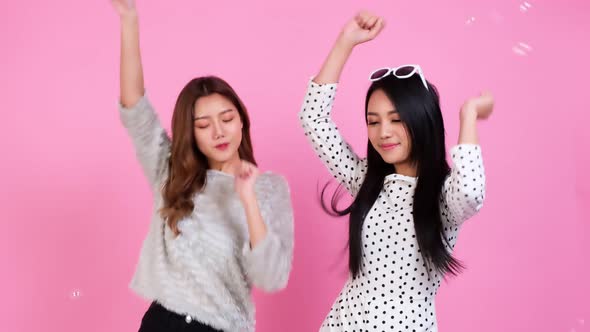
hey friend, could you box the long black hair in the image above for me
[322,73,463,278]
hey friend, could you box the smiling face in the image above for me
[366,88,414,173]
[192,93,243,169]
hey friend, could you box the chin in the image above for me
[382,158,400,165]
[380,154,407,166]
[209,149,239,163]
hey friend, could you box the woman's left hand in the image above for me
[461,92,494,120]
[234,160,260,201]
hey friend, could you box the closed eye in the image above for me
[194,120,210,129]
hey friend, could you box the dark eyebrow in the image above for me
[193,109,234,121]
[367,110,398,116]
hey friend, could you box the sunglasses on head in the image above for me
[369,64,429,90]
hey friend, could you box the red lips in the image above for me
[381,143,399,151]
[215,143,229,150]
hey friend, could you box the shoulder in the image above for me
[256,171,291,196]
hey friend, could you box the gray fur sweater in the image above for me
[119,94,294,332]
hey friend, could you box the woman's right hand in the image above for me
[337,11,385,49]
[111,0,137,19]
[310,11,385,84]
[113,0,144,108]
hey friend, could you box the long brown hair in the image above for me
[160,76,256,235]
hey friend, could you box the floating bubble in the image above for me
[69,289,82,300]
[520,2,532,13]
[512,42,532,56]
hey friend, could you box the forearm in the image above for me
[242,194,268,248]
[313,38,354,84]
[458,108,479,145]
[119,14,145,107]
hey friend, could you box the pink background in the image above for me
[1,0,588,331]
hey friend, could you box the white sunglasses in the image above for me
[369,64,429,90]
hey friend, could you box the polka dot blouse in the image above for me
[298,80,486,332]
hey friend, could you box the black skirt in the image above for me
[138,302,223,332]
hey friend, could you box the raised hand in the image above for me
[111,0,137,19]
[337,11,385,48]
[461,92,494,121]
[234,160,260,202]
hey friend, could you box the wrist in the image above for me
[460,104,478,122]
[334,36,355,54]
[240,190,257,204]
[460,108,477,122]
[120,12,138,25]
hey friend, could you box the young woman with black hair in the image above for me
[299,11,493,332]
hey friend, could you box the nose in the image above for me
[380,122,393,140]
[212,120,224,139]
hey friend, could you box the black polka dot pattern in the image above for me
[299,80,486,331]
[299,81,368,196]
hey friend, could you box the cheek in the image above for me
[394,126,409,144]
[367,126,379,143]
[398,128,411,156]
[194,129,210,149]
[227,121,243,142]
[367,127,383,154]
[402,128,410,142]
